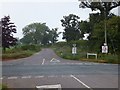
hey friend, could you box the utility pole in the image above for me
[104,8,107,45]
[102,7,108,54]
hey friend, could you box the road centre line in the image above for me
[21,76,31,79]
[8,77,18,79]
[35,76,44,78]
[70,75,93,90]
[42,58,45,65]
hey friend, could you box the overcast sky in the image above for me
[0,0,119,41]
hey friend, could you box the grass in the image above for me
[51,42,119,64]
[2,50,34,60]
[0,84,8,90]
[1,45,41,61]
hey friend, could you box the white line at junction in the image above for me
[42,58,45,65]
[71,75,93,90]
[21,76,31,79]
[35,76,44,78]
[8,77,18,79]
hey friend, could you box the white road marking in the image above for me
[36,84,62,89]
[21,76,31,79]
[50,58,60,62]
[0,77,3,79]
[8,77,17,79]
[42,58,45,65]
[35,76,44,78]
[70,75,92,89]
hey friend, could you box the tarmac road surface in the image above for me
[1,48,119,89]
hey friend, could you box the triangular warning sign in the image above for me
[50,58,60,62]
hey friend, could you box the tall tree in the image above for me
[21,23,50,45]
[49,28,61,44]
[61,14,82,42]
[1,16,17,52]
[90,16,120,54]
[79,1,120,18]
[21,23,60,45]
[79,20,92,35]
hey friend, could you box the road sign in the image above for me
[72,47,77,54]
[102,45,108,53]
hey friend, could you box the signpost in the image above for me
[72,44,77,55]
[102,43,108,53]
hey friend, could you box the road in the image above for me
[1,48,119,89]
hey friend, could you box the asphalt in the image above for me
[1,48,119,89]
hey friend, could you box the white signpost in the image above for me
[72,44,77,55]
[102,43,108,53]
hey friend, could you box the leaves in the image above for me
[21,23,60,45]
[79,1,120,17]
[1,16,17,52]
[61,14,81,42]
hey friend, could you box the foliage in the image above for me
[21,23,50,45]
[2,45,41,60]
[0,84,8,90]
[2,50,33,60]
[49,28,61,44]
[1,16,17,52]
[90,16,120,54]
[20,44,41,51]
[79,1,120,17]
[51,41,119,64]
[87,13,116,39]
[80,20,92,34]
[61,14,82,42]
[20,23,60,45]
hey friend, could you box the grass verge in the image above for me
[0,84,8,90]
[51,42,119,64]
[1,45,41,61]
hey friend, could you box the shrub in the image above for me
[2,50,33,60]
[20,44,41,51]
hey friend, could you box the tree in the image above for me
[49,28,61,44]
[79,1,120,18]
[21,23,60,45]
[21,23,50,45]
[1,16,17,52]
[61,14,82,42]
[79,20,92,35]
[90,16,120,54]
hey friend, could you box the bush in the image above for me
[2,50,33,60]
[20,44,41,51]
[2,44,41,60]
[98,53,118,64]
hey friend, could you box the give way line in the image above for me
[71,75,93,90]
